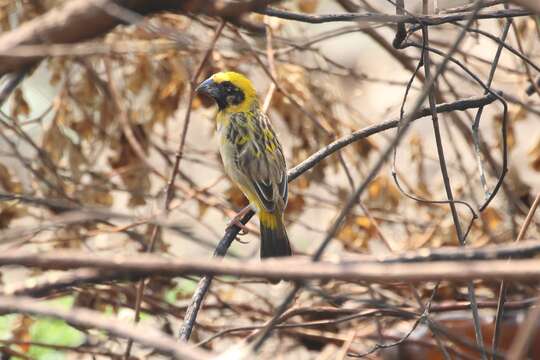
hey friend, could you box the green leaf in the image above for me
[44,296,75,310]
[0,314,19,340]
[27,317,85,360]
[165,278,197,303]
[6,296,86,360]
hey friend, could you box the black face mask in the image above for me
[216,81,246,110]
[196,79,245,110]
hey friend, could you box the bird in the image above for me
[196,71,292,258]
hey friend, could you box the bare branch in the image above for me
[1,249,540,282]
[257,7,530,25]
[288,94,498,181]
[508,0,540,14]
[0,69,28,106]
[0,0,278,76]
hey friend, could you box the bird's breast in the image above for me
[217,126,237,175]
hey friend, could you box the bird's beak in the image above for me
[195,77,215,97]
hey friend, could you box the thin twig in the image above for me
[471,20,511,201]
[507,296,540,360]
[0,69,28,107]
[493,192,540,356]
[421,23,486,360]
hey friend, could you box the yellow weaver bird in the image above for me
[196,71,292,258]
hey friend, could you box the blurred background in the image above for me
[0,0,539,358]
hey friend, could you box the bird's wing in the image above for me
[234,114,287,213]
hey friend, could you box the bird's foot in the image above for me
[227,218,251,235]
[226,206,252,235]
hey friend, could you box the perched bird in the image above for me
[196,71,292,258]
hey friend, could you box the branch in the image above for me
[380,239,540,263]
[0,241,540,300]
[2,249,540,282]
[0,0,278,76]
[4,269,116,297]
[178,92,499,340]
[288,93,498,181]
[0,295,213,360]
[1,239,539,350]
[0,68,28,106]
[257,7,530,25]
[4,240,540,297]
[509,0,540,14]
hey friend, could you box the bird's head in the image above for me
[196,71,257,112]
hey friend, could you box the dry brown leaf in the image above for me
[294,176,311,190]
[480,207,503,231]
[197,200,210,219]
[286,193,305,215]
[355,215,377,239]
[298,0,319,13]
[367,176,400,210]
[354,138,377,158]
[409,225,438,249]
[43,111,69,164]
[0,203,26,229]
[71,117,94,141]
[354,215,371,229]
[68,142,86,181]
[191,95,202,111]
[336,215,379,252]
[128,55,152,94]
[528,136,540,171]
[494,105,525,151]
[12,315,33,353]
[0,163,22,193]
[108,126,150,206]
[80,186,113,207]
[225,185,249,209]
[149,57,187,125]
[336,222,358,246]
[11,88,30,118]
[73,72,99,107]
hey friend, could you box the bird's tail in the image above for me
[259,210,292,258]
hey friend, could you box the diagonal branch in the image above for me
[178,92,498,341]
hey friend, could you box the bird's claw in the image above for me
[227,206,252,235]
[227,218,251,235]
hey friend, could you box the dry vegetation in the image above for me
[0,0,539,359]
